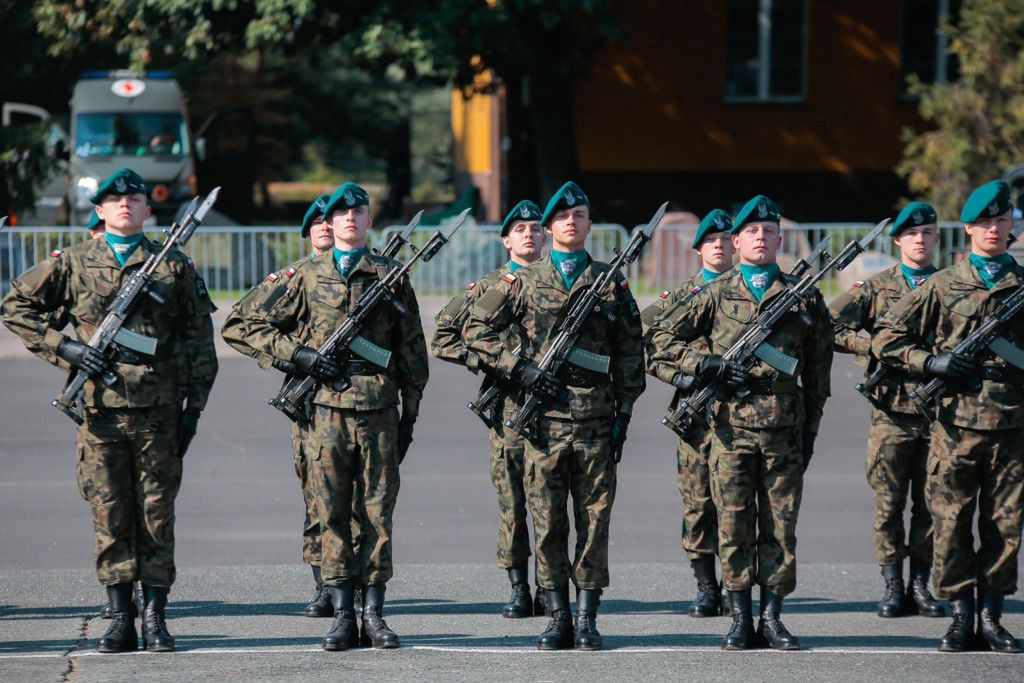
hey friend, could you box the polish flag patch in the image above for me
[50,249,62,258]
[690,285,703,294]
[267,272,279,282]
[659,289,671,299]
[286,267,296,278]
[619,278,629,290]
[853,280,864,287]
[186,257,195,269]
[466,281,476,290]
[503,273,516,284]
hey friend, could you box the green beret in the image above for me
[541,181,590,227]
[891,201,937,236]
[960,180,1012,222]
[86,210,104,231]
[88,167,147,204]
[501,200,542,236]
[732,195,781,233]
[301,194,330,237]
[693,209,732,248]
[322,182,370,217]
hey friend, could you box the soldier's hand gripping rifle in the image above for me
[661,218,889,439]
[499,203,668,437]
[269,209,471,424]
[52,189,221,424]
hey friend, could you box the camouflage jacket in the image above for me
[222,254,314,371]
[872,258,1024,430]
[646,267,833,433]
[462,253,645,419]
[1,236,218,409]
[238,251,429,413]
[642,270,717,385]
[829,264,929,414]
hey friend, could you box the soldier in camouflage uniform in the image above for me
[237,182,429,651]
[873,180,1023,654]
[431,199,547,618]
[643,208,734,618]
[222,194,364,618]
[830,202,946,619]
[2,168,218,653]
[464,181,645,651]
[648,195,833,651]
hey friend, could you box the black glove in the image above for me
[292,346,341,382]
[57,338,108,376]
[670,372,697,393]
[271,357,297,375]
[696,354,748,388]
[397,415,416,464]
[925,352,979,383]
[801,429,816,473]
[611,413,631,463]
[177,407,202,459]
[511,359,570,404]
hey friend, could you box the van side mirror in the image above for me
[195,137,207,162]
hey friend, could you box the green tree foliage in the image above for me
[898,0,1024,217]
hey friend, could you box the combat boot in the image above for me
[96,583,138,653]
[721,588,755,650]
[574,589,603,650]
[906,560,944,617]
[757,589,800,650]
[537,586,574,650]
[977,591,1022,653]
[502,566,533,618]
[305,566,333,618]
[877,564,906,618]
[360,583,400,649]
[322,582,359,651]
[937,594,975,652]
[534,587,547,617]
[140,585,175,652]
[688,555,722,617]
[102,581,142,620]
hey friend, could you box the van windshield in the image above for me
[75,112,190,159]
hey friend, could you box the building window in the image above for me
[900,0,961,93]
[724,0,807,103]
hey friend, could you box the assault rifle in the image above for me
[499,202,668,437]
[375,211,423,259]
[52,189,220,424]
[661,218,889,439]
[269,209,470,424]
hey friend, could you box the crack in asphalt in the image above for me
[59,614,91,682]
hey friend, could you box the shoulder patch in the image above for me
[619,278,629,290]
[267,272,279,282]
[50,249,62,258]
[853,280,864,287]
[466,281,476,290]
[503,273,517,284]
[286,266,297,278]
[186,257,195,269]
[690,285,703,295]
[659,289,671,299]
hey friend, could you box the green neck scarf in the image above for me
[702,267,726,283]
[550,249,589,289]
[899,263,937,289]
[334,247,366,277]
[105,232,144,266]
[738,263,780,302]
[969,252,1015,289]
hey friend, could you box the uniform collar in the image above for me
[86,233,152,270]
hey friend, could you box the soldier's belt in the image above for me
[344,359,382,377]
[745,377,799,395]
[560,364,609,389]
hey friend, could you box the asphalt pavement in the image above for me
[0,305,1022,681]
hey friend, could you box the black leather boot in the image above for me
[534,587,547,617]
[102,581,141,619]
[305,566,334,618]
[140,585,175,652]
[722,588,755,650]
[758,589,800,650]
[360,583,400,649]
[322,582,359,651]
[938,594,975,652]
[502,566,533,618]
[906,560,945,617]
[96,583,138,653]
[101,597,113,619]
[574,589,602,651]
[688,555,722,617]
[977,591,1022,653]
[876,564,906,618]
[537,586,574,650]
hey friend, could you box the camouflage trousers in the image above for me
[76,405,182,587]
[525,416,616,591]
[710,424,804,596]
[866,408,933,566]
[927,421,1024,598]
[677,424,718,560]
[489,419,531,569]
[307,405,399,586]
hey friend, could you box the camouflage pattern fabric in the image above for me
[866,408,933,566]
[525,416,616,590]
[77,405,182,586]
[710,424,803,595]
[2,236,218,409]
[432,264,532,568]
[927,421,1023,597]
[308,405,400,585]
